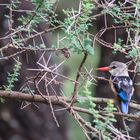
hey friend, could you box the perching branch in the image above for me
[0,90,140,121]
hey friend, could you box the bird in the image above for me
[96,61,134,114]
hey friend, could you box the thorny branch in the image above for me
[0,90,137,139]
[0,90,140,120]
[0,43,69,60]
[1,0,140,139]
[70,52,88,106]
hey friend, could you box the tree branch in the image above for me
[0,90,140,117]
[70,52,88,106]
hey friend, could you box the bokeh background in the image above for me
[0,0,140,140]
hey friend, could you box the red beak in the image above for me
[96,67,111,71]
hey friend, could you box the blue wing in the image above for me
[118,90,133,113]
[111,76,133,114]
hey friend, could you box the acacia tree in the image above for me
[0,0,140,140]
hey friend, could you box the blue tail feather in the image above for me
[118,91,129,113]
[121,101,128,114]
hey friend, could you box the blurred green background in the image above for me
[52,1,101,139]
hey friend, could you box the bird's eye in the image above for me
[111,66,116,69]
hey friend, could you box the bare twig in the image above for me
[70,52,88,106]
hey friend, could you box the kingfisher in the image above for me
[96,61,134,114]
